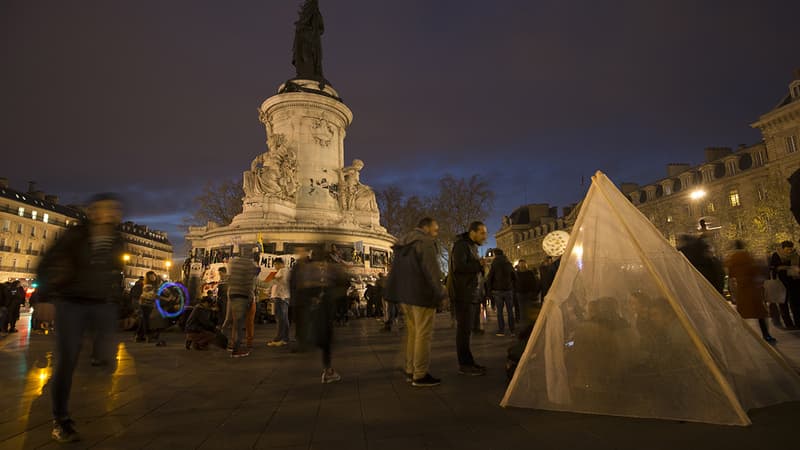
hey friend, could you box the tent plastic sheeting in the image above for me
[501,171,800,426]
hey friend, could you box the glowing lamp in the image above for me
[689,189,707,200]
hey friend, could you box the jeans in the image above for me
[245,300,256,347]
[454,301,476,366]
[383,300,399,325]
[402,304,436,379]
[274,298,290,342]
[228,296,250,351]
[52,301,118,420]
[493,290,515,333]
[137,304,152,339]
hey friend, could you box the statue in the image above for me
[243,134,298,202]
[338,159,378,213]
[292,0,327,86]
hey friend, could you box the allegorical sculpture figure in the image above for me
[292,0,326,84]
[243,134,299,202]
[339,159,378,213]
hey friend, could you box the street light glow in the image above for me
[689,189,707,200]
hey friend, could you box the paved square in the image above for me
[1,311,798,449]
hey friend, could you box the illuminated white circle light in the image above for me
[542,230,570,257]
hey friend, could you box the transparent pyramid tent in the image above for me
[501,171,800,426]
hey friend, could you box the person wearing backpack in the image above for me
[386,217,448,387]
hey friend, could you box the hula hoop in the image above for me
[155,282,189,318]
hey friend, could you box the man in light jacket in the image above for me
[386,218,447,387]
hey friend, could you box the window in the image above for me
[0,237,5,247]
[729,189,741,207]
[649,214,656,223]
[753,151,765,167]
[31,211,37,220]
[1,220,8,232]
[43,229,48,239]
[25,259,30,269]
[664,185,672,196]
[666,215,673,223]
[707,202,716,213]
[40,244,45,254]
[787,135,798,154]
[30,227,36,237]
[702,170,712,183]
[43,213,49,224]
[11,258,16,269]
[726,160,736,176]
[27,242,32,253]
[14,240,20,251]
[17,207,24,217]
[669,233,677,247]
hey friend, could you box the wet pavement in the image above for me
[0,310,798,449]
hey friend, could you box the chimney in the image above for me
[666,163,690,178]
[620,182,640,194]
[0,177,8,189]
[44,195,59,204]
[31,191,45,200]
[563,205,573,217]
[794,68,800,80]
[704,147,732,162]
[27,181,36,193]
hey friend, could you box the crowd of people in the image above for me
[16,189,800,444]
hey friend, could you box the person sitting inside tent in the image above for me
[185,295,220,350]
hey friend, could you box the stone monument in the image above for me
[187,0,394,273]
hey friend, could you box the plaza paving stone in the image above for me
[0,311,798,449]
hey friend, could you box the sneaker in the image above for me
[412,373,441,387]
[231,350,250,358]
[321,369,342,384]
[458,365,486,376]
[495,331,505,337]
[404,372,413,383]
[52,419,80,443]
[765,336,778,344]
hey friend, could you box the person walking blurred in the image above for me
[726,240,776,343]
[36,193,126,443]
[227,253,260,358]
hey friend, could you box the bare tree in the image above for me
[377,186,431,237]
[185,179,243,227]
[432,174,495,252]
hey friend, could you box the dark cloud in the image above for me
[2,0,799,252]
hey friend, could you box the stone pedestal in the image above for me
[259,79,353,226]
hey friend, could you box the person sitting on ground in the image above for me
[185,295,220,350]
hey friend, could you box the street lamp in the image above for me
[123,254,130,263]
[689,189,707,200]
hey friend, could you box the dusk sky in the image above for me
[2,0,799,253]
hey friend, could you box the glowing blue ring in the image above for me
[155,282,189,318]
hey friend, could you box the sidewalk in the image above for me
[0,311,797,450]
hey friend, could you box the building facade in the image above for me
[0,180,173,288]
[497,73,800,263]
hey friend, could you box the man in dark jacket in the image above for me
[386,217,447,387]
[5,280,25,333]
[514,260,541,327]
[36,193,126,444]
[447,221,489,376]
[487,249,516,336]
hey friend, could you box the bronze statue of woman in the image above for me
[292,0,326,85]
